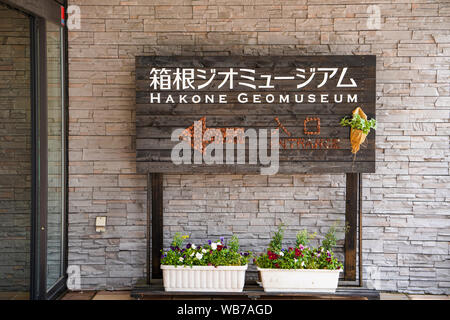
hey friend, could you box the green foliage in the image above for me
[255,225,343,271]
[170,232,187,249]
[229,235,240,252]
[268,223,284,253]
[340,113,377,135]
[322,225,338,252]
[295,229,316,247]
[161,234,251,267]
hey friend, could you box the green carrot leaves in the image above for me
[340,113,377,135]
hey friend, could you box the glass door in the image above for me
[0,3,32,300]
[0,0,67,300]
[45,20,64,292]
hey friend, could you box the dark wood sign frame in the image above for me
[139,55,376,288]
[136,55,376,175]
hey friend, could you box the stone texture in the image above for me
[68,0,450,294]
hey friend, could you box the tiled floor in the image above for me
[92,291,133,300]
[1,290,448,300]
[59,290,450,300]
[407,294,450,300]
[0,292,29,300]
[60,291,97,300]
[60,290,133,300]
[380,293,449,300]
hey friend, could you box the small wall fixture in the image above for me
[95,216,107,233]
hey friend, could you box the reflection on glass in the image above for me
[46,21,64,290]
[0,4,31,299]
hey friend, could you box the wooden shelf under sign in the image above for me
[131,279,379,300]
[147,173,363,284]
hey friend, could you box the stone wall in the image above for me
[68,0,450,293]
[162,174,348,283]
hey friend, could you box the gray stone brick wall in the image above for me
[68,0,450,293]
[162,174,347,282]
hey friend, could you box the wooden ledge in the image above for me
[131,279,379,300]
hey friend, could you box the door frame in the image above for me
[0,0,68,300]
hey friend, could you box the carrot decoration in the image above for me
[340,107,376,154]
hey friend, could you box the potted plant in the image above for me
[255,224,343,293]
[161,234,251,292]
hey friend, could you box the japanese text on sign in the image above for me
[149,67,358,91]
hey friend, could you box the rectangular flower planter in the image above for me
[257,267,342,293]
[161,265,248,292]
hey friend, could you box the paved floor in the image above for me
[2,290,449,300]
[0,292,29,300]
[61,291,133,300]
[59,290,450,300]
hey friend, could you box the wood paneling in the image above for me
[136,56,376,174]
[344,173,359,281]
[131,279,380,300]
[150,173,163,279]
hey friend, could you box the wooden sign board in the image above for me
[136,56,376,174]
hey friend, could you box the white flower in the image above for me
[179,257,184,262]
[191,244,196,250]
[202,249,207,254]
[195,252,203,260]
[279,251,284,256]
[301,261,305,267]
[190,252,195,257]
[294,259,298,263]
[211,243,217,250]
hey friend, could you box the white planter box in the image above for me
[257,267,342,293]
[161,265,248,292]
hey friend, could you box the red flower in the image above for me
[288,247,293,251]
[267,250,279,260]
[295,248,301,257]
[275,263,280,268]
[217,245,223,251]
